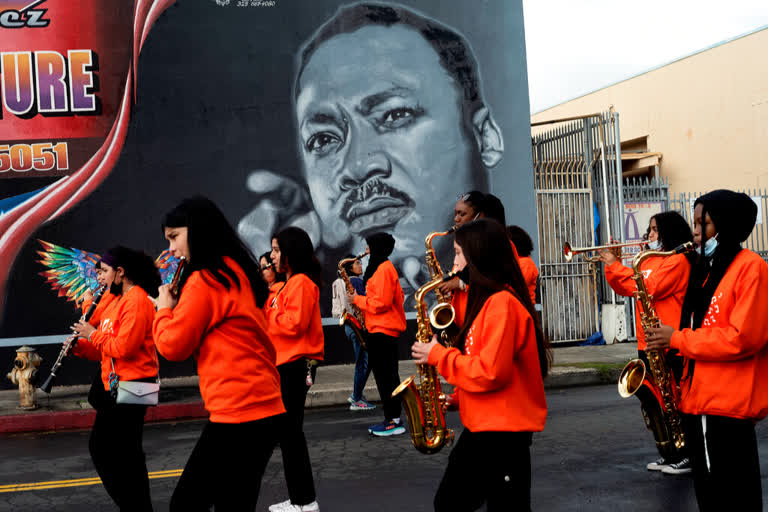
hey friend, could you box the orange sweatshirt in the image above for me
[75,292,119,362]
[75,286,157,390]
[153,258,285,424]
[428,290,546,432]
[518,256,538,304]
[604,253,690,350]
[353,260,406,337]
[264,273,324,366]
[264,281,285,313]
[670,249,768,420]
[451,288,468,329]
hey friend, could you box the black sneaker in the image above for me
[662,457,692,475]
[646,457,670,471]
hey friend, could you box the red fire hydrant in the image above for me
[7,346,42,410]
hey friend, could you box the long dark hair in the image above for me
[260,251,286,283]
[108,246,161,298]
[650,211,693,253]
[454,219,551,378]
[477,193,506,226]
[162,196,268,308]
[506,225,534,257]
[275,227,323,288]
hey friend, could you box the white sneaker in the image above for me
[269,499,320,512]
[268,499,292,512]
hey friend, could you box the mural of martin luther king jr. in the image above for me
[237,2,505,298]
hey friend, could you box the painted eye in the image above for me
[379,108,417,128]
[306,132,341,154]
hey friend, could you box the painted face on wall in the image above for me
[296,24,494,263]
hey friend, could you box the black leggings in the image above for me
[434,428,533,512]
[170,415,282,511]
[276,359,317,505]
[683,413,763,511]
[366,332,402,421]
[89,397,152,511]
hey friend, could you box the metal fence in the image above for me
[531,111,624,344]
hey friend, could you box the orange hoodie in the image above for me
[670,249,768,420]
[604,253,690,350]
[75,286,157,390]
[265,273,324,366]
[518,256,538,304]
[263,281,285,314]
[153,258,285,423]
[353,260,406,337]
[428,290,546,432]
[75,292,119,362]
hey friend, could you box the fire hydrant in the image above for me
[7,346,42,410]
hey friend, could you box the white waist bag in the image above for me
[110,358,160,406]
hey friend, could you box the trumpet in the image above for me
[563,240,650,263]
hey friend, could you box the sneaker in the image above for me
[347,395,355,404]
[368,419,405,437]
[349,398,376,411]
[269,500,320,512]
[646,457,671,471]
[662,458,692,475]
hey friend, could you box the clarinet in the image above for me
[40,284,108,394]
[169,256,186,298]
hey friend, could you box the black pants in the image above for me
[366,332,402,421]
[434,429,533,511]
[683,413,763,511]
[170,415,282,511]
[276,359,317,506]
[89,387,152,512]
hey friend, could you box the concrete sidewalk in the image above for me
[0,343,637,434]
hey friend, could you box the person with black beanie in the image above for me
[348,232,407,436]
[646,189,768,511]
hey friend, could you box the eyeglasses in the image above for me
[261,264,273,271]
[456,192,471,201]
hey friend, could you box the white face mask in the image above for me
[704,234,719,257]
[647,240,661,251]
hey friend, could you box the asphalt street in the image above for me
[1,385,766,511]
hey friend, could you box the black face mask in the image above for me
[109,280,122,296]
[457,267,470,284]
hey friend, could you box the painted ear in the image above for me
[471,106,504,168]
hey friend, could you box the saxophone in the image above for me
[617,241,694,459]
[424,228,458,342]
[337,252,368,348]
[393,271,457,454]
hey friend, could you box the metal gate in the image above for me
[531,111,625,344]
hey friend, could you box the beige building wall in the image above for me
[530,27,768,194]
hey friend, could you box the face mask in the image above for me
[647,240,661,251]
[704,234,719,257]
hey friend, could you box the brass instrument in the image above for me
[393,271,457,455]
[424,228,457,343]
[40,284,108,393]
[617,241,695,459]
[337,252,368,348]
[563,240,650,263]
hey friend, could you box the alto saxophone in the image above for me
[424,228,458,343]
[392,271,457,455]
[617,241,694,459]
[337,252,368,349]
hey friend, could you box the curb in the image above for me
[0,367,611,435]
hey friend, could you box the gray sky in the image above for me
[523,0,768,113]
